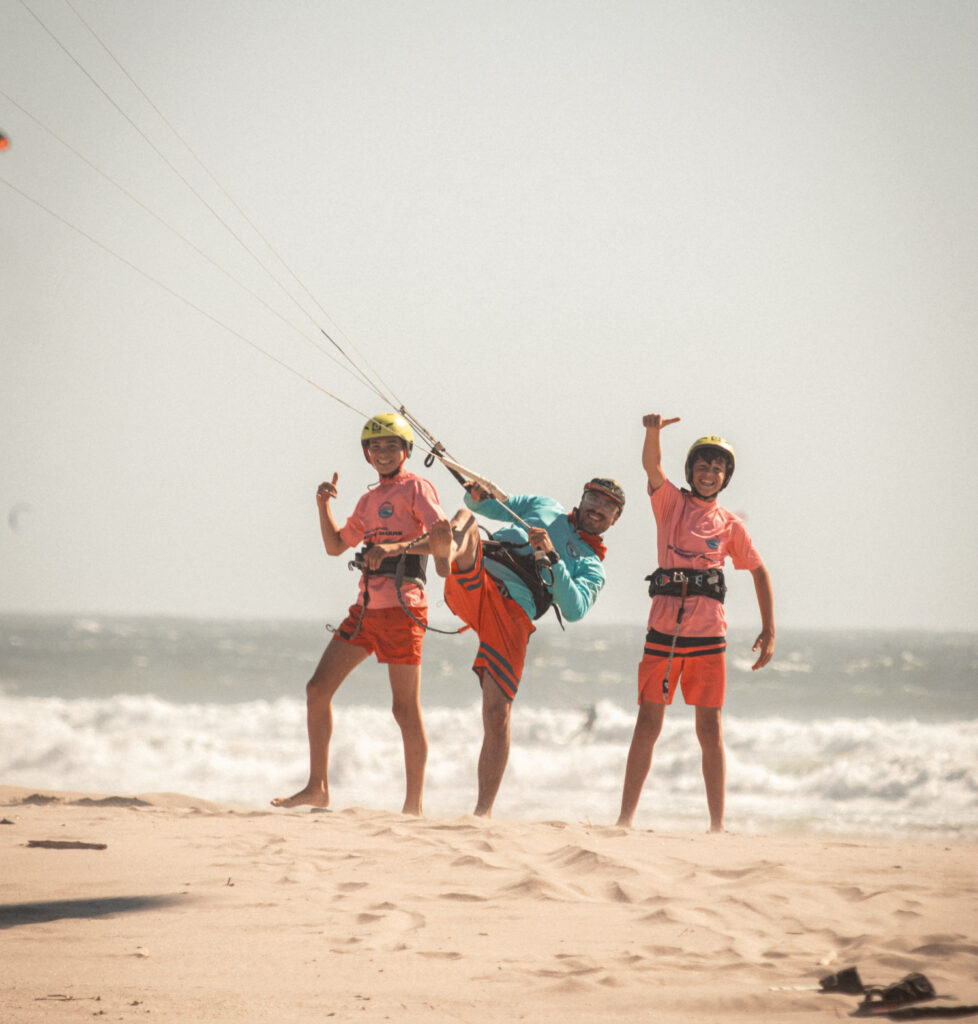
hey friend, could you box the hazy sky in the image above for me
[2,0,976,632]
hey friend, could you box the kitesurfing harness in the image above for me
[336,547,428,641]
[337,539,470,640]
[645,567,726,603]
[483,537,563,626]
[333,525,565,640]
[353,547,428,588]
[645,568,726,699]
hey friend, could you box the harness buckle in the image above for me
[646,566,726,604]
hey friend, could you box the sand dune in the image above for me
[1,785,976,1022]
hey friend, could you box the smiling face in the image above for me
[366,437,407,476]
[577,489,622,535]
[689,455,728,501]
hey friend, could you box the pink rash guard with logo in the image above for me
[338,470,445,610]
[648,478,762,637]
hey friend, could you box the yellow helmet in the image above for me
[685,436,736,490]
[361,413,414,460]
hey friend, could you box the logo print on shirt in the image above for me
[669,544,712,564]
[567,541,580,559]
[707,538,719,550]
[378,502,395,519]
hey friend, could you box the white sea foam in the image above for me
[3,616,976,835]
[2,691,975,838]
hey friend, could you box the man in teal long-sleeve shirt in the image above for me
[427,478,624,817]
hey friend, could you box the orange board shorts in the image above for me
[638,629,727,708]
[443,537,535,701]
[336,604,426,665]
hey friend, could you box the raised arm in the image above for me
[316,473,349,556]
[641,414,681,489]
[749,563,775,670]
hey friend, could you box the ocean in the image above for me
[1,614,976,840]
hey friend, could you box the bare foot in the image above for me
[271,784,329,809]
[615,815,633,828]
[428,518,454,578]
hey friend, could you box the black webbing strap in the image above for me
[483,538,563,627]
[646,567,726,604]
[660,578,687,700]
[334,547,427,641]
[393,536,468,636]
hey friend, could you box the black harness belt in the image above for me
[339,549,428,641]
[645,567,726,700]
[351,549,427,588]
[645,567,726,604]
[483,540,559,624]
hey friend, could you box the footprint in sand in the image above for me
[451,853,503,871]
[333,904,426,953]
[605,881,634,903]
[548,844,637,878]
[498,872,577,902]
[704,861,784,882]
[911,935,978,957]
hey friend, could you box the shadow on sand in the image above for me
[0,894,189,929]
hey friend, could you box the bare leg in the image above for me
[422,510,480,578]
[426,519,455,578]
[695,705,726,832]
[388,662,427,816]
[474,671,512,818]
[271,635,368,808]
[428,510,507,815]
[616,700,666,827]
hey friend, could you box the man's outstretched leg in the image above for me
[271,636,368,808]
[474,671,512,817]
[428,507,527,818]
[427,508,479,577]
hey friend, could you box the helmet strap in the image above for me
[687,480,723,502]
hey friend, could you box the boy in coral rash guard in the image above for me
[616,414,775,833]
[272,413,445,817]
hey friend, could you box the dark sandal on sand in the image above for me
[851,974,938,1017]
[821,967,866,995]
[882,1009,978,1021]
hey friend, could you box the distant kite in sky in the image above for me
[8,503,33,532]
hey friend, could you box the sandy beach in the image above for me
[1,785,976,1023]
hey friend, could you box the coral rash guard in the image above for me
[339,470,445,610]
[648,478,762,637]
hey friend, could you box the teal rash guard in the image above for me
[463,493,606,622]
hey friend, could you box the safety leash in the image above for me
[394,535,468,636]
[661,574,688,700]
